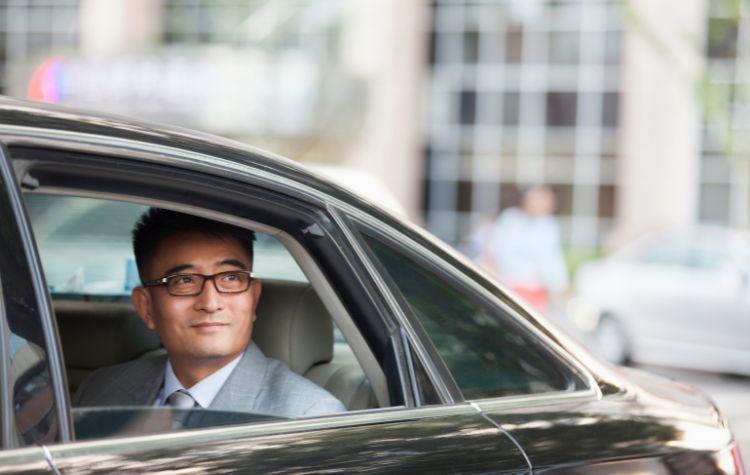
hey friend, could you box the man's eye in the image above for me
[175,276,196,285]
[221,272,240,282]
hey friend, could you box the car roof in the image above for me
[0,96,400,223]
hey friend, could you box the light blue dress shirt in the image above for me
[155,353,244,408]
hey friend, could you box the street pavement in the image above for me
[638,365,750,472]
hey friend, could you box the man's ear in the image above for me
[132,287,156,330]
[250,278,262,322]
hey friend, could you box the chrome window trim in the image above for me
[0,125,325,205]
[472,387,601,412]
[0,125,601,402]
[47,403,478,455]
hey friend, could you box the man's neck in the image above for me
[170,354,242,388]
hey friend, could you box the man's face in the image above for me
[132,231,261,366]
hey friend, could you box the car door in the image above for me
[2,142,530,474]
[0,143,68,472]
[348,215,722,473]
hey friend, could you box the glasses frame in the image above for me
[143,270,254,296]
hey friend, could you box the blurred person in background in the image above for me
[467,185,568,314]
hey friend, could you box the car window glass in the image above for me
[689,249,723,269]
[360,230,585,399]
[635,239,691,267]
[407,346,442,405]
[635,237,731,270]
[23,193,308,296]
[1,174,60,446]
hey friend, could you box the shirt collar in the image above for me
[159,352,244,408]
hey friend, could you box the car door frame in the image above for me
[0,141,72,471]
[0,131,531,473]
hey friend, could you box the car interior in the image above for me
[23,187,392,417]
[54,279,381,411]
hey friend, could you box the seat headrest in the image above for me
[54,299,161,368]
[252,281,333,375]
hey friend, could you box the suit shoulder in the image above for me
[74,355,166,406]
[263,358,346,416]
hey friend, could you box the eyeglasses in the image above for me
[143,270,254,296]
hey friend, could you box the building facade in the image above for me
[1,0,747,253]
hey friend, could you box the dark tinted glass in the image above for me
[502,92,520,126]
[505,26,523,63]
[602,92,619,128]
[408,346,441,406]
[546,92,577,127]
[362,232,581,399]
[0,159,60,445]
[459,90,477,124]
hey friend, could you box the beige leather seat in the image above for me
[253,281,376,410]
[54,299,162,393]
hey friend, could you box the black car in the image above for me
[0,97,743,474]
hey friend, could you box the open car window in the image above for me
[21,191,386,440]
[24,194,308,296]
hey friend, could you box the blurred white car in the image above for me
[571,226,750,375]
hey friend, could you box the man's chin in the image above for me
[181,343,246,362]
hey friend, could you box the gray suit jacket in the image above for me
[74,343,346,418]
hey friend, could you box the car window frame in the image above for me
[341,211,601,408]
[0,142,73,447]
[6,143,443,437]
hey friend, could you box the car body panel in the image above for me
[50,409,529,473]
[0,447,51,474]
[480,369,730,472]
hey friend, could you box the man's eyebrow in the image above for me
[162,264,195,276]
[217,258,250,269]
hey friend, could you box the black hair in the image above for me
[132,208,256,281]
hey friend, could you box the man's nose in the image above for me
[194,278,224,312]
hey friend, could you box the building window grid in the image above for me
[700,2,750,226]
[0,0,77,94]
[426,1,622,248]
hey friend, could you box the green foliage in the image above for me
[564,246,603,279]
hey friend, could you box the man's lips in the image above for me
[191,321,229,329]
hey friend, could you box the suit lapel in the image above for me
[120,354,167,405]
[210,344,266,412]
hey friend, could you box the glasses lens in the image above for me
[215,271,251,293]
[166,274,202,295]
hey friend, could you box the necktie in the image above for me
[166,389,198,409]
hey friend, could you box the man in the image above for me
[74,208,345,418]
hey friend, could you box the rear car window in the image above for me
[360,229,587,399]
